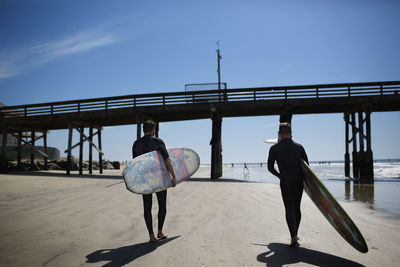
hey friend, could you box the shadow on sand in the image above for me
[186,177,252,183]
[86,236,179,267]
[255,243,365,267]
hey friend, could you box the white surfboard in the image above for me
[122,147,200,194]
[264,138,278,144]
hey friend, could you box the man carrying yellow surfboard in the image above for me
[267,122,309,247]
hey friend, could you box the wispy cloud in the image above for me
[0,29,118,79]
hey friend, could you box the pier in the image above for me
[1,81,399,183]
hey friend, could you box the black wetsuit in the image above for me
[267,138,309,238]
[132,134,169,235]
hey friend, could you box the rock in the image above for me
[57,158,79,171]
[48,163,61,170]
[19,162,30,171]
[4,158,122,172]
[32,162,41,171]
[7,161,17,171]
[103,161,114,170]
[111,161,120,169]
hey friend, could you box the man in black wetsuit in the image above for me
[132,120,177,242]
[267,122,309,247]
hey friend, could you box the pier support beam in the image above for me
[79,126,84,175]
[89,127,93,174]
[43,131,48,170]
[344,113,350,177]
[0,126,7,173]
[365,111,374,182]
[65,125,103,175]
[137,123,141,140]
[155,122,159,138]
[280,110,292,125]
[351,112,359,179]
[67,123,73,175]
[17,131,22,170]
[136,114,142,140]
[30,130,35,170]
[358,110,374,183]
[210,110,223,179]
[98,127,103,174]
[345,109,374,183]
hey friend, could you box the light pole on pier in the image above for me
[216,41,222,91]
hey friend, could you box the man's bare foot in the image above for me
[157,232,168,239]
[290,237,300,248]
[149,234,157,242]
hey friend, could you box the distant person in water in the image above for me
[267,122,309,247]
[243,162,249,178]
[132,120,177,242]
[244,162,249,171]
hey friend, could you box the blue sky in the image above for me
[1,0,399,163]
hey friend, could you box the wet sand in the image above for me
[0,167,399,266]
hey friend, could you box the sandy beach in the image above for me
[1,167,399,266]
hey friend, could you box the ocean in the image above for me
[206,160,400,216]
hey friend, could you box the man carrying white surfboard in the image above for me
[132,120,177,242]
[267,122,309,248]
